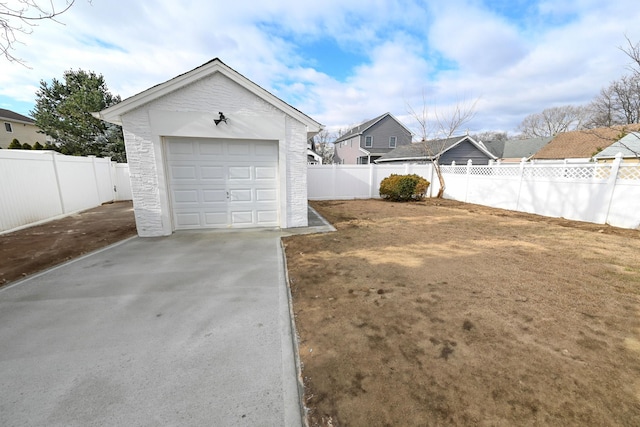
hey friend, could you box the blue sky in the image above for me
[2,0,640,138]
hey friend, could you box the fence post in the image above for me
[110,161,117,201]
[603,153,623,224]
[369,163,375,198]
[331,163,337,200]
[515,157,526,211]
[50,151,66,213]
[465,159,472,202]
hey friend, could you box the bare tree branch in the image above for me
[621,34,640,77]
[1,0,78,66]
[407,94,479,198]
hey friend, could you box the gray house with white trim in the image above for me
[376,135,497,165]
[95,58,322,237]
[334,112,412,164]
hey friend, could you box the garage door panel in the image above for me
[170,165,198,181]
[255,143,278,157]
[167,141,196,155]
[172,189,199,203]
[199,142,223,156]
[228,166,251,180]
[202,189,227,203]
[256,189,277,201]
[204,212,228,226]
[166,138,278,229]
[255,166,276,180]
[231,211,253,225]
[228,143,250,156]
[175,212,201,227]
[200,165,225,180]
[229,189,252,202]
[257,210,278,224]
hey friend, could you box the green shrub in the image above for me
[22,142,32,150]
[379,174,430,202]
[33,141,43,150]
[8,138,22,149]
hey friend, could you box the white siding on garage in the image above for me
[166,137,279,229]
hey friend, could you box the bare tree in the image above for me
[407,95,478,198]
[516,105,591,138]
[313,129,335,164]
[1,0,79,65]
[621,34,640,77]
[590,74,640,127]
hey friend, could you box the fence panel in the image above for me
[308,164,434,200]
[0,151,63,232]
[307,158,640,229]
[0,150,132,233]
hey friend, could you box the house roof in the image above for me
[484,137,553,160]
[594,132,640,159]
[0,108,35,124]
[376,135,497,163]
[334,112,412,143]
[95,58,322,132]
[532,125,640,160]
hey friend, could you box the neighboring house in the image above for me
[0,109,43,149]
[483,137,553,162]
[532,125,640,162]
[94,58,322,237]
[593,132,640,163]
[375,135,497,165]
[307,138,323,164]
[334,112,412,164]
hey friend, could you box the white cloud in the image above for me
[1,0,640,135]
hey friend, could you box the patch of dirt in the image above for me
[283,199,640,426]
[0,201,136,286]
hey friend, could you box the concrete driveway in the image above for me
[0,230,309,426]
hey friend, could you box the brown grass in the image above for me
[284,199,640,427]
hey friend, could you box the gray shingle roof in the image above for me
[594,132,640,158]
[334,112,412,143]
[0,108,35,124]
[377,135,492,162]
[483,137,552,159]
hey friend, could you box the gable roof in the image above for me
[484,137,553,160]
[532,125,640,160]
[95,58,322,132]
[594,132,640,159]
[334,112,412,143]
[376,135,497,163]
[0,109,35,124]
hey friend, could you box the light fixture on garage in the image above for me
[214,112,228,126]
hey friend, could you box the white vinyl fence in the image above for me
[0,150,132,233]
[307,154,640,229]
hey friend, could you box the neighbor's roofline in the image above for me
[94,58,322,131]
[335,112,413,143]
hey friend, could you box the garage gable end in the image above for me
[98,58,319,236]
[97,58,321,133]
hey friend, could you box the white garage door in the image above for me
[165,138,279,229]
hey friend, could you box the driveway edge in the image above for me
[279,238,309,427]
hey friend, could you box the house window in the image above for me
[389,136,397,148]
[4,122,12,132]
[365,135,373,147]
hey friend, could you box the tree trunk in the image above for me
[434,160,445,198]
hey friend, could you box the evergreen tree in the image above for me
[31,69,126,161]
[21,142,32,150]
[33,141,44,150]
[8,138,21,149]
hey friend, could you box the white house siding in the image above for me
[121,72,308,236]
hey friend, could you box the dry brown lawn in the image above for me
[283,199,640,427]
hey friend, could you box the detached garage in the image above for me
[95,59,322,237]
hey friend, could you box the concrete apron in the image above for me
[0,230,305,427]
